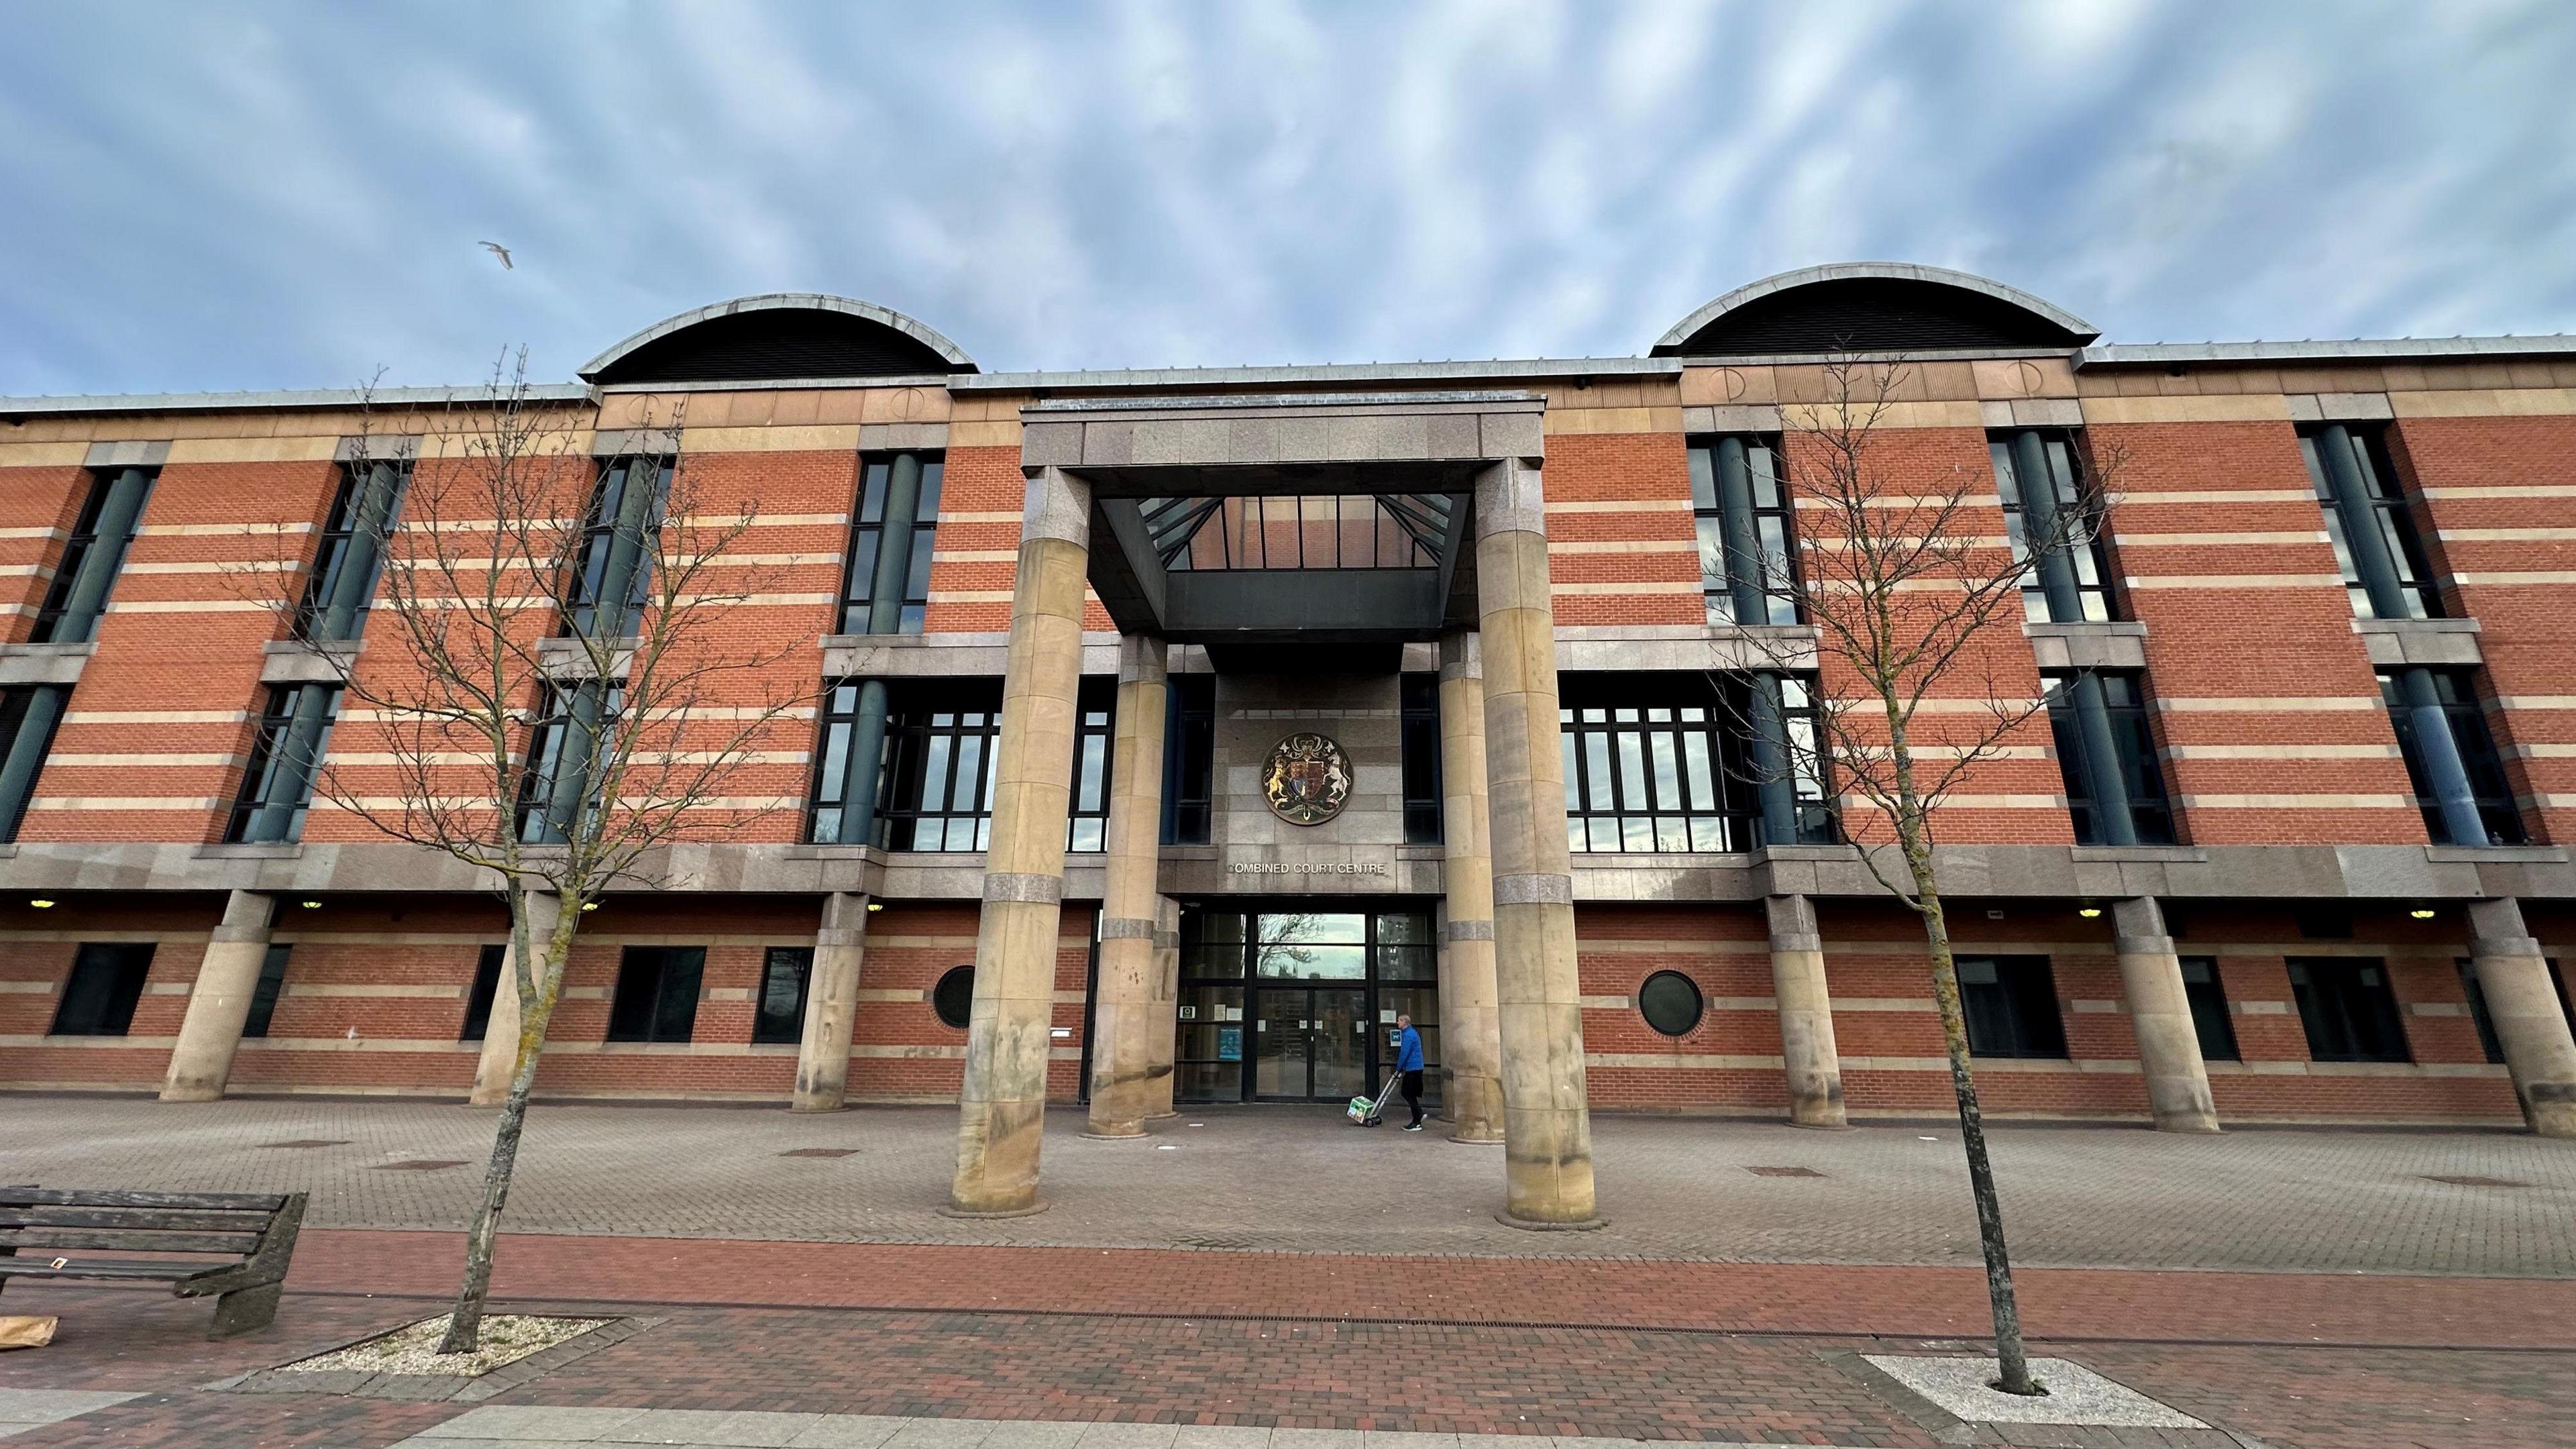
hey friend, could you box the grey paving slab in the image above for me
[1863,1355,2207,1428]
[602,1408,822,1445]
[5,1095,2573,1274]
[878,1418,998,1449]
[783,1420,911,1449]
[1068,1426,1178,1449]
[416,1405,658,1440]
[1169,1428,1274,1449]
[0,1389,140,1434]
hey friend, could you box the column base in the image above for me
[2149,1116,2222,1134]
[1144,1110,1181,1121]
[1785,1118,1853,1130]
[788,1101,849,1114]
[1448,1130,1505,1145]
[156,1086,223,1104]
[1493,1210,1607,1232]
[937,1199,1051,1220]
[1078,1129,1149,1141]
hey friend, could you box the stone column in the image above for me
[1142,894,1182,1120]
[1473,453,1601,1228]
[949,464,1091,1215]
[158,891,276,1102]
[1436,631,1505,1144]
[793,892,871,1112]
[470,891,564,1107]
[2111,896,2220,1133]
[1086,635,1170,1137]
[1765,894,1847,1128]
[2468,897,2576,1138]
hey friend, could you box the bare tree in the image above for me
[1729,356,2124,1395]
[246,355,814,1352]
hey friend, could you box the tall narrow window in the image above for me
[2178,957,2240,1062]
[297,456,411,641]
[753,947,813,1045]
[2304,425,2440,621]
[49,943,155,1037]
[808,681,890,846]
[460,943,506,1041]
[1399,673,1442,845]
[1067,680,1114,852]
[838,452,943,634]
[606,945,706,1044]
[1956,956,2068,1059]
[517,680,622,844]
[0,684,69,843]
[563,457,669,638]
[2286,958,2410,1063]
[33,467,154,644]
[2043,670,2176,845]
[1992,431,2114,623]
[1686,436,1798,625]
[227,684,342,843]
[240,945,292,1039]
[2380,669,2524,846]
[1163,673,1216,845]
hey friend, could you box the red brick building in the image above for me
[5,265,2574,1165]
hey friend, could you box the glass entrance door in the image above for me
[1177,905,1439,1105]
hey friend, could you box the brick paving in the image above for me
[3,1097,2573,1446]
[9,1096,2574,1275]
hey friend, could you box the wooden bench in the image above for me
[0,1188,308,1337]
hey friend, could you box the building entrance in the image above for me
[1173,905,1440,1106]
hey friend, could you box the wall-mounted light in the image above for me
[28,898,54,910]
[580,901,600,913]
[2410,907,2438,920]
[865,901,884,913]
[2077,904,2103,919]
[300,900,323,910]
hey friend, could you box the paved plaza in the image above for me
[5,1095,2573,1274]
[3,1095,2573,1447]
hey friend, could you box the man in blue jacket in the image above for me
[1391,1014,1426,1131]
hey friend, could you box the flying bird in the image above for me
[479,240,514,270]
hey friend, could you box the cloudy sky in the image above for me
[3,1,2571,396]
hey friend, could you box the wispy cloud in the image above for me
[1,0,2569,394]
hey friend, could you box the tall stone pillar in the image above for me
[1142,894,1182,1120]
[1765,894,1846,1128]
[1087,635,1170,1137]
[158,891,276,1102]
[2111,896,2220,1133]
[471,890,564,1107]
[793,892,871,1112]
[1436,631,1505,1144]
[949,464,1091,1215]
[1473,453,1600,1228]
[2468,897,2576,1138]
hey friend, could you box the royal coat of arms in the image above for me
[1262,733,1351,826]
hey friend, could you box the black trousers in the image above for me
[1400,1069,1425,1126]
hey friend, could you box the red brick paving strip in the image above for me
[281,1228,2576,1349]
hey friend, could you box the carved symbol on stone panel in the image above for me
[2015,361,2046,397]
[1719,367,1748,402]
[891,386,928,420]
[1262,733,1352,826]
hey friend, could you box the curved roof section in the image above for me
[581,294,976,384]
[1652,264,2098,357]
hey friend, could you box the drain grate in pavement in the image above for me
[375,1159,470,1171]
[2423,1174,2525,1188]
[1748,1165,1825,1178]
[779,1148,861,1159]
[258,1139,352,1149]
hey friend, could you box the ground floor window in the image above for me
[239,945,292,1039]
[607,946,706,1044]
[50,943,154,1037]
[1957,955,2066,1059]
[754,947,812,1045]
[2178,957,2239,1062]
[462,944,505,1040]
[2286,957,2409,1063]
[1175,905,1438,1105]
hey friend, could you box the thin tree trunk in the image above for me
[1886,718,2039,1396]
[438,900,571,1354]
